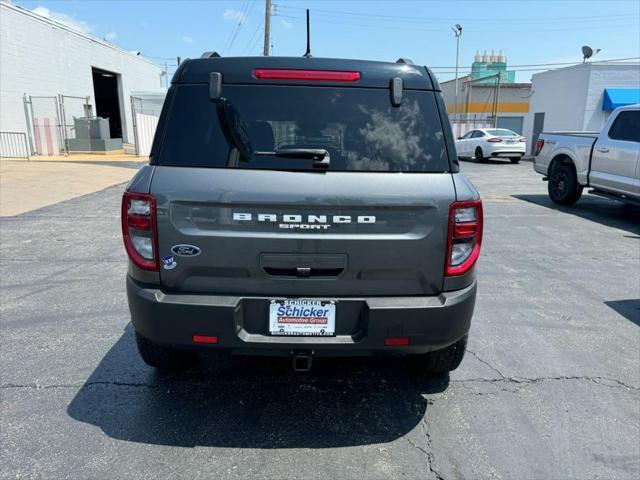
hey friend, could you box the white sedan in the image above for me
[456,128,526,163]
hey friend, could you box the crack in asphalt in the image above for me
[454,375,640,391]
[466,349,506,379]
[401,417,445,480]
[420,418,446,480]
[463,350,639,392]
[1,375,638,392]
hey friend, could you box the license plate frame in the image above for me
[269,299,336,337]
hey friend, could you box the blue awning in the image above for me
[602,88,640,111]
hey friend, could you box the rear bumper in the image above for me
[127,276,477,356]
[485,144,526,157]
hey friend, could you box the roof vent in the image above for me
[201,51,222,59]
[396,58,414,65]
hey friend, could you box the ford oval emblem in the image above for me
[171,244,201,257]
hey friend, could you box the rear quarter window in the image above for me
[157,84,450,172]
[608,110,640,142]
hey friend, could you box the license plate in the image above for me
[269,299,336,336]
[506,140,516,144]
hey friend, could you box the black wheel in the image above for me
[509,157,521,164]
[135,331,195,371]
[473,148,484,163]
[548,162,582,205]
[411,335,468,374]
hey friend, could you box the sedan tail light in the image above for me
[534,139,545,156]
[487,138,502,143]
[445,200,483,276]
[519,137,526,143]
[121,192,158,271]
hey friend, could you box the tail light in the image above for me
[445,200,483,276]
[253,69,360,82]
[519,137,526,143]
[534,139,545,155]
[384,337,410,346]
[487,138,502,143]
[121,191,158,271]
[193,335,219,344]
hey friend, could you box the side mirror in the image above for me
[457,136,463,140]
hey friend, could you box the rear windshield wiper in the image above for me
[254,148,330,168]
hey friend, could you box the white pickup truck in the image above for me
[533,104,640,205]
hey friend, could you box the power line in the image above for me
[281,14,638,34]
[276,4,636,25]
[433,61,640,76]
[242,21,263,55]
[224,0,252,54]
[234,0,258,53]
[428,56,640,70]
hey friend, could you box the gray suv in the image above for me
[122,55,482,373]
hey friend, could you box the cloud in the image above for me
[105,32,118,42]
[31,6,93,34]
[223,8,247,24]
[281,19,292,29]
[182,35,193,44]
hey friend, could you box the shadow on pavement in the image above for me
[605,300,640,326]
[513,194,640,235]
[67,325,447,449]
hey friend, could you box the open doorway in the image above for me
[91,67,123,139]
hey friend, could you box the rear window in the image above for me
[486,129,518,137]
[608,110,640,142]
[157,85,449,172]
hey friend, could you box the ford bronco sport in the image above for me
[122,55,482,373]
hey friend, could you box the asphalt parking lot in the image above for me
[1,159,639,479]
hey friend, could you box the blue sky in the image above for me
[17,0,640,82]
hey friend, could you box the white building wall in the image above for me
[0,2,163,143]
[522,65,590,145]
[522,63,640,146]
[583,64,640,131]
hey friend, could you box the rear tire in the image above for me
[413,335,468,374]
[509,157,521,164]
[135,331,195,371]
[548,161,582,205]
[473,148,484,163]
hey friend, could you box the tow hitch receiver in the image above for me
[292,351,313,372]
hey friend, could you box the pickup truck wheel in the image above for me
[413,335,468,374]
[473,148,484,163]
[548,162,583,205]
[135,331,195,371]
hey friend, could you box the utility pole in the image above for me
[494,72,502,127]
[452,24,462,130]
[263,0,271,56]
[164,61,168,88]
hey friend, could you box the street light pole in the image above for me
[452,24,462,131]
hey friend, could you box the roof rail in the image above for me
[201,51,222,59]
[396,58,414,65]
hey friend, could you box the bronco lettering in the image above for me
[232,212,377,226]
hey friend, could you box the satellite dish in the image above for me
[582,45,601,63]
